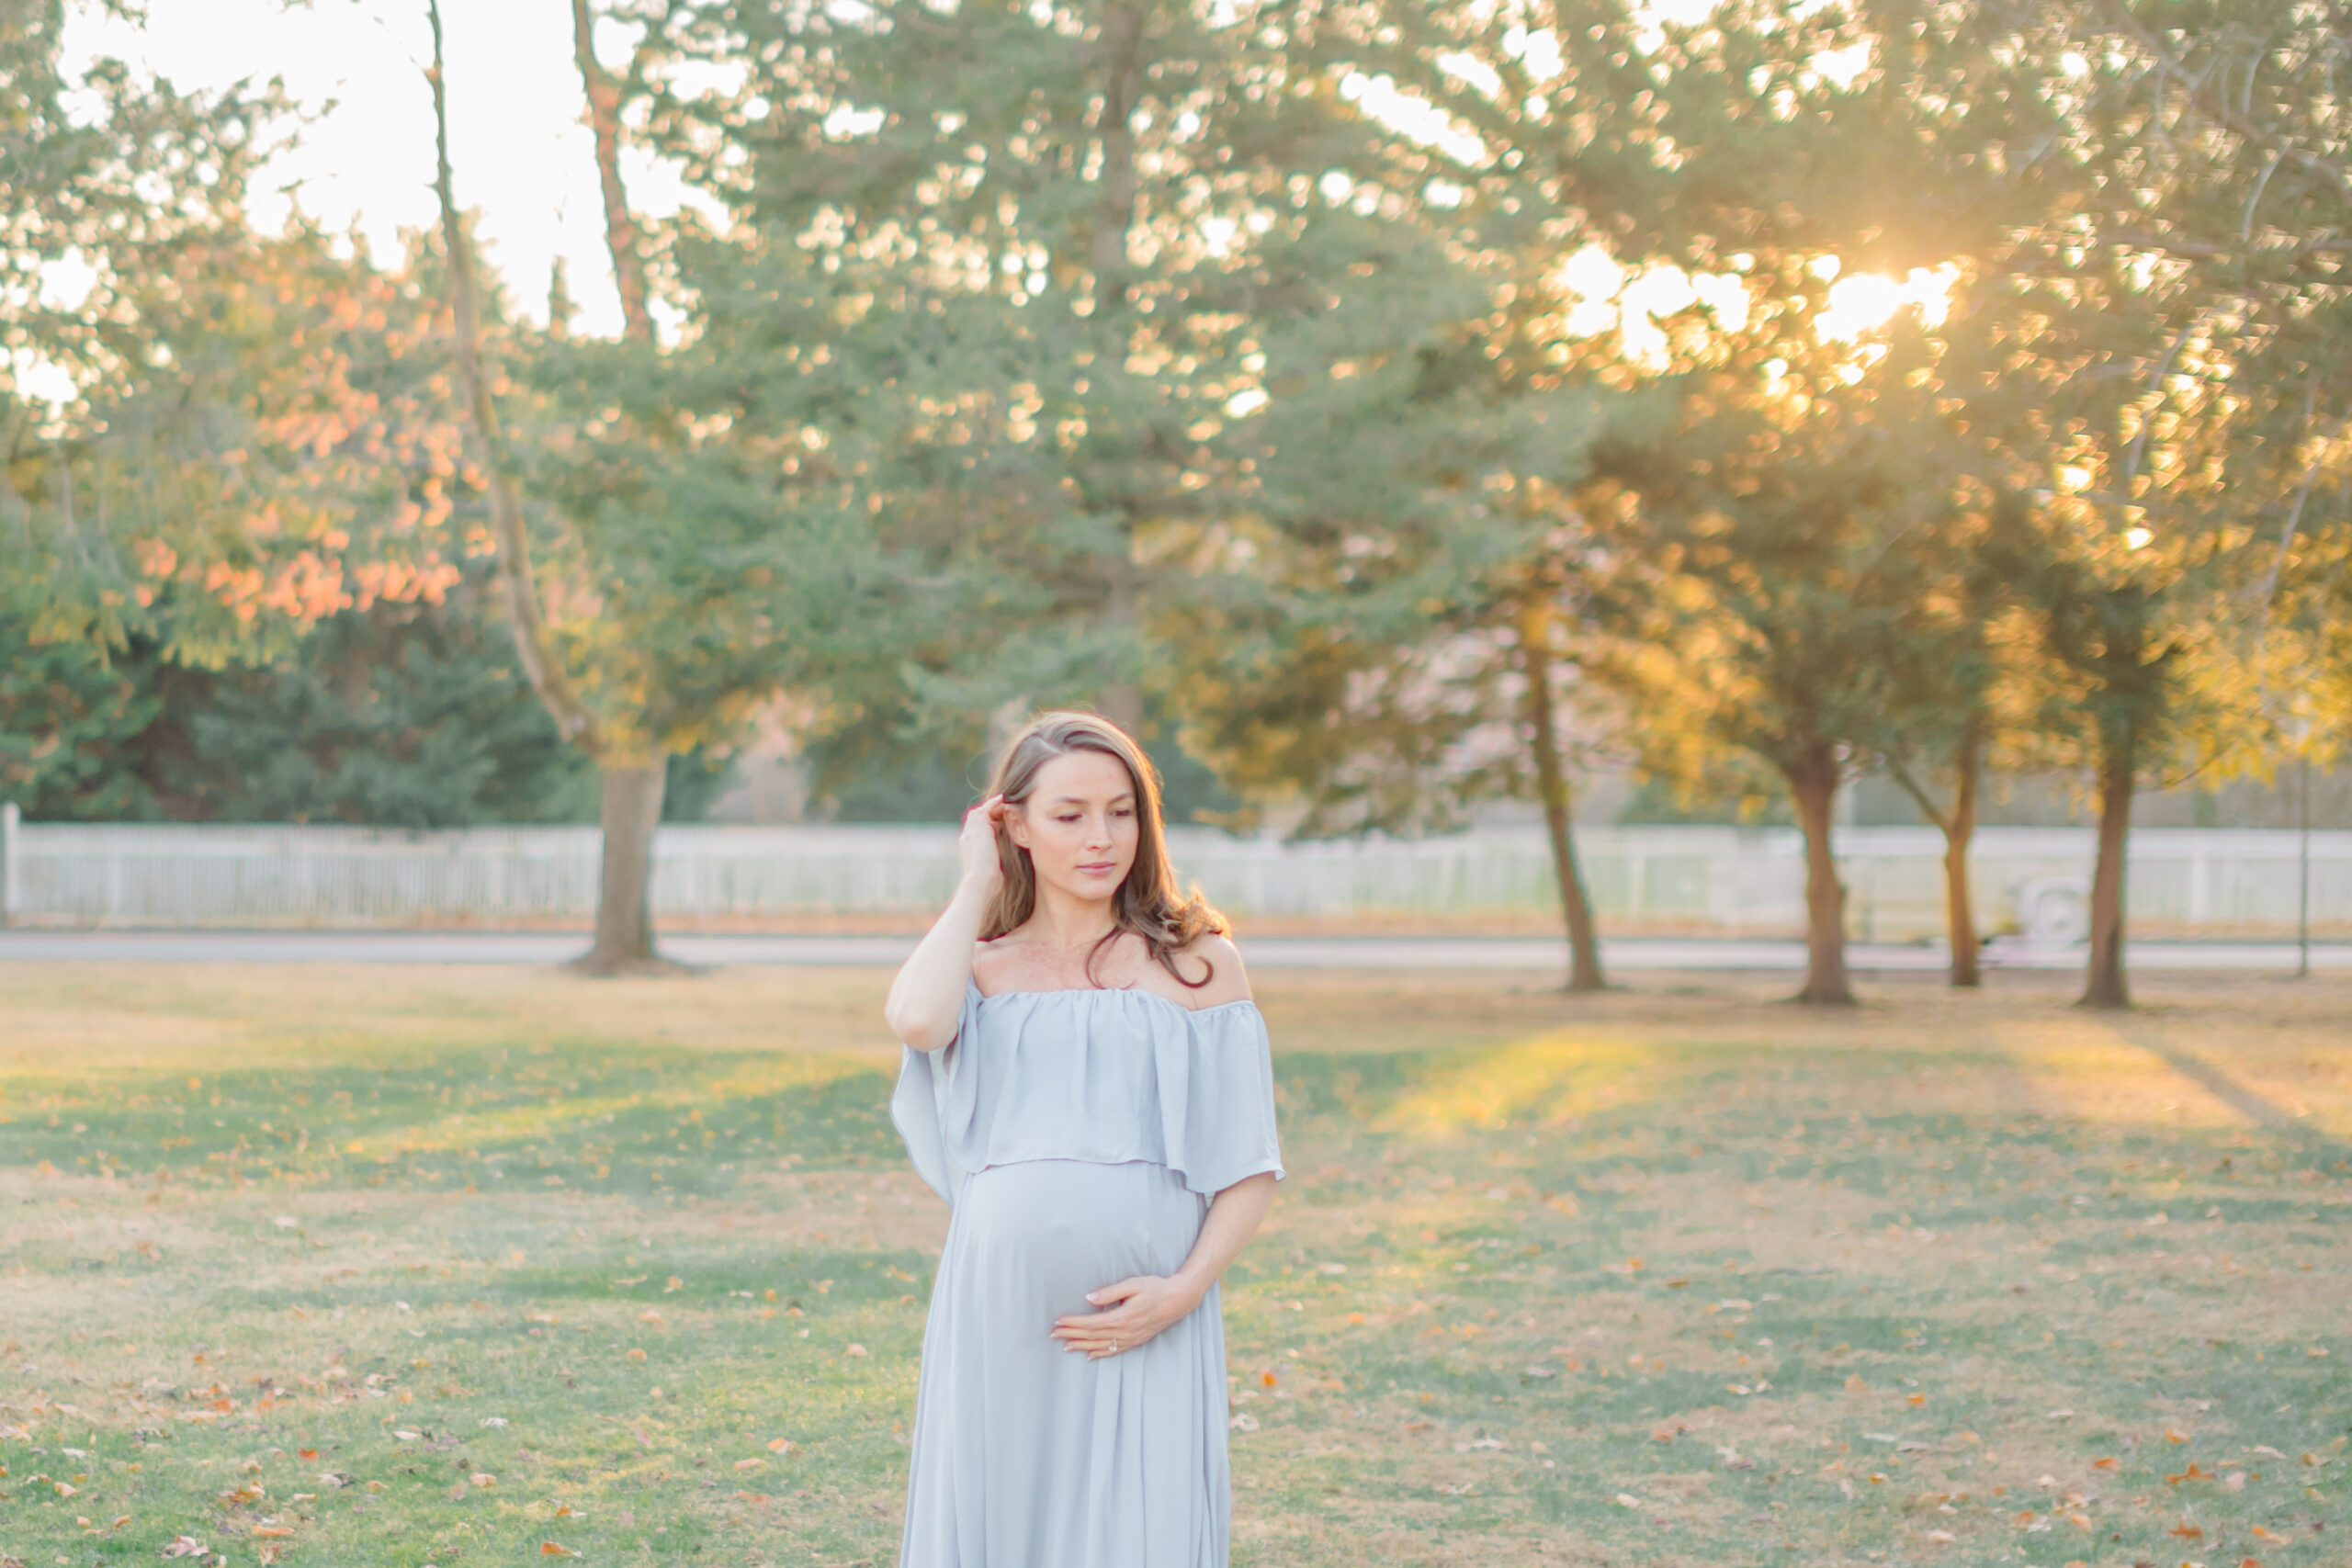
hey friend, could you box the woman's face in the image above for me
[1005,749,1140,905]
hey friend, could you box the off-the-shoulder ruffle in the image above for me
[889,981,1285,1206]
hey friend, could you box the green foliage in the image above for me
[0,571,754,828]
[650,0,1486,775]
[161,586,602,829]
[5,3,471,664]
[0,615,164,818]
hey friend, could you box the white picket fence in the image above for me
[0,806,2342,938]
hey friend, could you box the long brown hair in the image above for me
[980,710,1227,988]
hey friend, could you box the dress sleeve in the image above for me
[1152,1002,1286,1199]
[888,981,981,1206]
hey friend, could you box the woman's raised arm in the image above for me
[883,795,1005,1050]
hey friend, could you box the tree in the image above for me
[1160,209,1616,988]
[6,6,468,671]
[1931,0,2337,1006]
[421,0,874,969]
[1580,310,1976,1005]
[644,0,1481,771]
[1870,491,2026,987]
[1328,0,2018,1002]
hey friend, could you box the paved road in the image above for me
[0,930,2343,972]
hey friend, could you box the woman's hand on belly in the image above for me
[1050,1275,1203,1359]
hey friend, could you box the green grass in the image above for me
[1,964,2347,1568]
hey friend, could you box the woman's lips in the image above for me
[1078,862,1119,874]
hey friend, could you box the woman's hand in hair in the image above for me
[958,794,1008,900]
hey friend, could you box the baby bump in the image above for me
[949,1158,1205,1315]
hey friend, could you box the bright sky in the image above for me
[61,0,698,338]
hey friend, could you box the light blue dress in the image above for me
[890,981,1285,1568]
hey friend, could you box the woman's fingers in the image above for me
[1051,1277,1180,1356]
[1084,1276,1147,1307]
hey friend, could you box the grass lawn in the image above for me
[1,963,2346,1568]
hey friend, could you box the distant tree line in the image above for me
[5,0,2346,1001]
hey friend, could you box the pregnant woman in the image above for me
[884,710,1283,1568]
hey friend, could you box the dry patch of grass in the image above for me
[0,964,2346,1568]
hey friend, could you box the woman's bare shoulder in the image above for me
[967,933,1017,990]
[1172,931,1251,1009]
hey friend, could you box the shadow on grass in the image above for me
[0,1041,897,1194]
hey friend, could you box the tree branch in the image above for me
[571,0,654,344]
[424,0,599,751]
[1884,753,1955,836]
[2094,0,2352,214]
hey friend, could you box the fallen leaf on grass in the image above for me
[1846,1374,1869,1393]
[1615,1494,1645,1508]
[1925,1530,1954,1544]
[1229,1414,1258,1432]
[161,1538,207,1559]
[539,1544,575,1557]
[2165,1427,2192,1443]
[766,1438,794,1454]
[2170,1522,2205,1540]
[732,1459,765,1472]
[2252,1525,2286,1541]
[2090,1457,2118,1471]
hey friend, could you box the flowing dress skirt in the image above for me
[899,1157,1231,1568]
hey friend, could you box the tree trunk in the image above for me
[1087,6,1149,737]
[1095,573,1144,735]
[2078,720,2135,1010]
[1520,602,1603,991]
[424,1,597,752]
[1945,724,1982,988]
[1786,750,1855,1005]
[575,758,668,974]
